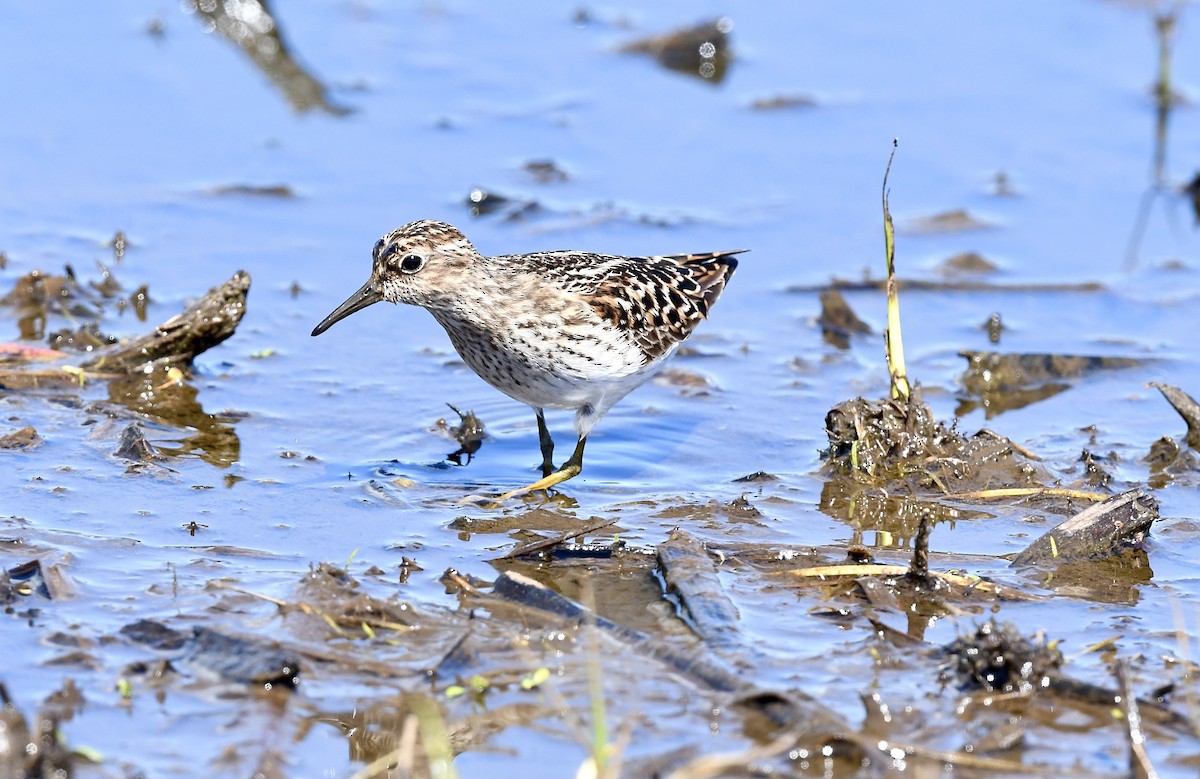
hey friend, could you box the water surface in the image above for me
[2,2,1199,777]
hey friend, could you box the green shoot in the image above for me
[587,642,610,777]
[882,139,910,401]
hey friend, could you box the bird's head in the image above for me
[311,220,480,336]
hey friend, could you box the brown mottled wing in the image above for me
[589,250,742,361]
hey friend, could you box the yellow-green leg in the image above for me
[495,435,587,501]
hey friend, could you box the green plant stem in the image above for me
[882,139,910,400]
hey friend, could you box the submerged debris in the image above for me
[464,187,539,220]
[935,250,998,277]
[944,621,1192,735]
[206,183,296,198]
[784,541,1029,613]
[47,322,118,352]
[959,350,1143,417]
[982,311,1004,344]
[1145,435,1200,487]
[817,289,872,349]
[749,94,815,111]
[109,230,128,263]
[522,159,569,183]
[962,351,1143,394]
[186,627,301,690]
[431,403,487,466]
[497,516,619,560]
[1078,448,1114,488]
[476,569,847,737]
[0,270,249,468]
[1117,661,1161,779]
[461,185,706,230]
[905,208,994,234]
[3,268,75,307]
[621,18,733,83]
[732,470,777,483]
[103,362,243,468]
[992,170,1016,197]
[113,422,159,463]
[2,268,97,336]
[121,620,300,690]
[181,0,349,115]
[656,528,741,652]
[1185,170,1200,225]
[0,425,42,451]
[0,683,72,779]
[653,366,715,395]
[127,283,150,321]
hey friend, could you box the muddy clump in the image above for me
[944,621,1062,693]
[824,391,1043,492]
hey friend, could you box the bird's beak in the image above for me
[311,279,384,336]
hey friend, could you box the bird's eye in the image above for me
[400,254,425,273]
[372,239,386,261]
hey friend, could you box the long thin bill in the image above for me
[311,279,384,336]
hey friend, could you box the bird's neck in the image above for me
[422,258,514,330]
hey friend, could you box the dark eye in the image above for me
[400,254,424,273]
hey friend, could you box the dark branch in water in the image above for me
[1150,381,1200,449]
[1011,488,1158,567]
[83,271,251,373]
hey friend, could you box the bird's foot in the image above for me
[495,462,581,501]
[458,462,582,507]
[457,493,505,509]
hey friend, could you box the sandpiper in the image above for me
[312,220,740,499]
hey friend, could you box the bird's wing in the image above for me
[587,250,742,361]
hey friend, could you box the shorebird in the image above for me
[312,220,739,499]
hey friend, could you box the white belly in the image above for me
[433,310,668,435]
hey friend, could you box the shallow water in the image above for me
[2,2,1200,777]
